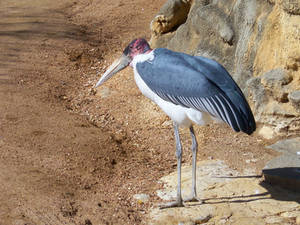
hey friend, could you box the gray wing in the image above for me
[136,48,256,134]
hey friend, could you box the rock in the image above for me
[156,189,176,201]
[282,0,300,15]
[264,138,300,192]
[96,86,111,98]
[265,216,286,224]
[263,166,300,193]
[162,119,173,127]
[267,137,300,155]
[286,56,300,71]
[246,159,258,164]
[280,211,300,218]
[148,160,300,224]
[150,0,191,36]
[148,204,215,225]
[288,91,300,113]
[84,219,93,225]
[194,214,212,224]
[258,126,275,139]
[88,88,97,96]
[246,74,298,135]
[67,49,83,61]
[260,69,291,102]
[150,0,300,136]
[191,5,234,44]
[246,77,267,114]
[264,101,296,116]
[133,193,150,204]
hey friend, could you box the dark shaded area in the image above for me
[260,182,300,204]
[262,167,300,195]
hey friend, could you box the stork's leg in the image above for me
[183,126,202,203]
[159,122,184,209]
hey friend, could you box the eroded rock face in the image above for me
[282,0,300,15]
[150,0,300,138]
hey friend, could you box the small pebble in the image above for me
[85,219,92,225]
[194,214,212,224]
[133,193,150,203]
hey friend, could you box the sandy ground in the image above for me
[0,0,279,224]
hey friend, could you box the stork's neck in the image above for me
[130,49,155,67]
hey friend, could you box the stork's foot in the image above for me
[159,200,184,209]
[183,195,203,204]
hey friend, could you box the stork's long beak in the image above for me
[95,54,130,88]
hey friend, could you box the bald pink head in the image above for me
[123,38,152,60]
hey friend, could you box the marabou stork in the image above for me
[95,38,256,208]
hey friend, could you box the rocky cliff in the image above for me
[150,0,300,139]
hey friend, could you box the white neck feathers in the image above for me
[130,50,155,67]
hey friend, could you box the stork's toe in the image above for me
[159,200,184,209]
[183,196,203,204]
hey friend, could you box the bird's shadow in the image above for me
[196,193,270,206]
[259,181,300,204]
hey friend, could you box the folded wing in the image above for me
[136,48,256,135]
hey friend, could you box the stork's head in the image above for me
[95,38,151,88]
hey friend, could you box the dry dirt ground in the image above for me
[0,0,279,224]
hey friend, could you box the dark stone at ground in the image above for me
[263,138,300,192]
[263,167,300,193]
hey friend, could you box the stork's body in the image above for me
[132,50,218,128]
[95,39,256,208]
